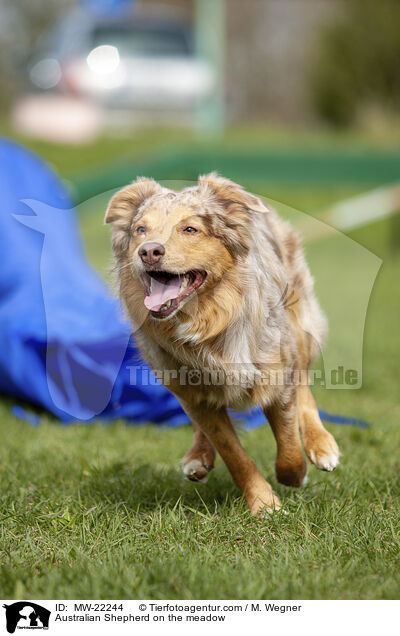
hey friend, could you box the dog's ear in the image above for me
[104,177,162,225]
[104,177,162,254]
[198,173,270,258]
[198,172,270,214]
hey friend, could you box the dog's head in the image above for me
[105,173,269,324]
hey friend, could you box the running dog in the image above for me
[105,173,340,514]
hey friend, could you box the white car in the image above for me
[28,11,215,112]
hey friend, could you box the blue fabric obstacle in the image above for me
[0,138,369,429]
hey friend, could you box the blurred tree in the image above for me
[0,0,75,113]
[225,0,337,125]
[310,0,400,126]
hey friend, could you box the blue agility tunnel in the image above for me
[0,138,187,425]
[0,138,368,429]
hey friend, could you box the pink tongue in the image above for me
[144,276,182,311]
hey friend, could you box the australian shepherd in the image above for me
[105,173,340,515]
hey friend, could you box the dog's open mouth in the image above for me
[142,270,207,318]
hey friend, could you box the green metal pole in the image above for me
[194,0,226,134]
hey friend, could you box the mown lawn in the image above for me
[0,127,399,599]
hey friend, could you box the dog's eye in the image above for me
[135,226,146,234]
[183,226,198,233]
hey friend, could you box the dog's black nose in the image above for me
[138,242,165,266]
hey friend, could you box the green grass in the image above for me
[0,398,399,599]
[0,127,399,599]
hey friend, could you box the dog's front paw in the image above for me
[182,457,214,483]
[276,458,308,487]
[246,481,282,516]
[305,431,340,471]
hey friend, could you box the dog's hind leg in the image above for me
[182,421,216,483]
[263,390,308,487]
[299,385,340,471]
[181,401,281,515]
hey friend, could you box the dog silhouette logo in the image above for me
[3,602,50,633]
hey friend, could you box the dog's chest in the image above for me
[163,339,280,410]
[140,322,284,409]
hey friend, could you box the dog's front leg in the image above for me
[298,385,340,471]
[180,400,281,515]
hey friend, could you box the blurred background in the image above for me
[2,0,400,198]
[1,0,400,213]
[3,0,400,136]
[0,0,399,413]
